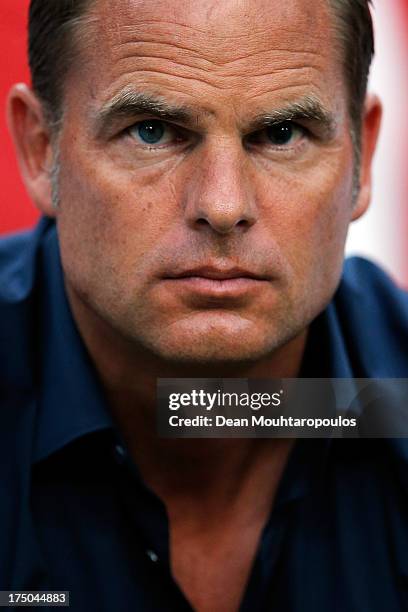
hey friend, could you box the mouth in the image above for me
[162,266,271,300]
[167,267,270,281]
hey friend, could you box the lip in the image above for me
[165,266,270,281]
[162,267,270,299]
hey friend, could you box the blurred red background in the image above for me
[0,0,36,234]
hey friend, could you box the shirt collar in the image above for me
[33,221,113,463]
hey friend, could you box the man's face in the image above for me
[54,0,357,364]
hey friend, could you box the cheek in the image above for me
[259,152,355,295]
[55,152,182,291]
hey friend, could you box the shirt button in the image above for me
[113,444,126,464]
[146,550,159,563]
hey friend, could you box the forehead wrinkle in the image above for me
[98,1,333,64]
[110,68,237,96]
[104,0,330,40]
[74,1,336,87]
[112,40,326,76]
[109,28,327,68]
[116,20,320,41]
[108,35,328,91]
[246,65,325,81]
[70,0,336,70]
[244,81,327,104]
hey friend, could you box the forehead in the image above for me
[92,0,330,43]
[71,0,343,119]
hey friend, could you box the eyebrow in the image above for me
[95,88,337,139]
[95,88,197,133]
[249,96,337,138]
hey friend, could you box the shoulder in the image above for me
[0,217,56,302]
[0,228,38,304]
[333,256,408,376]
[0,218,54,388]
[341,257,408,312]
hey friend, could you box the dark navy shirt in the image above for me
[1,218,408,611]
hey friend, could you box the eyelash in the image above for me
[245,123,307,150]
[124,120,309,151]
[125,122,186,148]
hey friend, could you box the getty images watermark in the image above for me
[157,379,408,438]
[167,388,356,430]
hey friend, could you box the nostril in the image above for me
[193,214,252,233]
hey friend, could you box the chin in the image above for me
[138,317,290,368]
[152,342,267,366]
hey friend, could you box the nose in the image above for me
[184,141,257,235]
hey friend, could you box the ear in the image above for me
[351,94,382,221]
[6,84,57,218]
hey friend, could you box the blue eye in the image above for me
[267,122,300,146]
[134,120,166,144]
